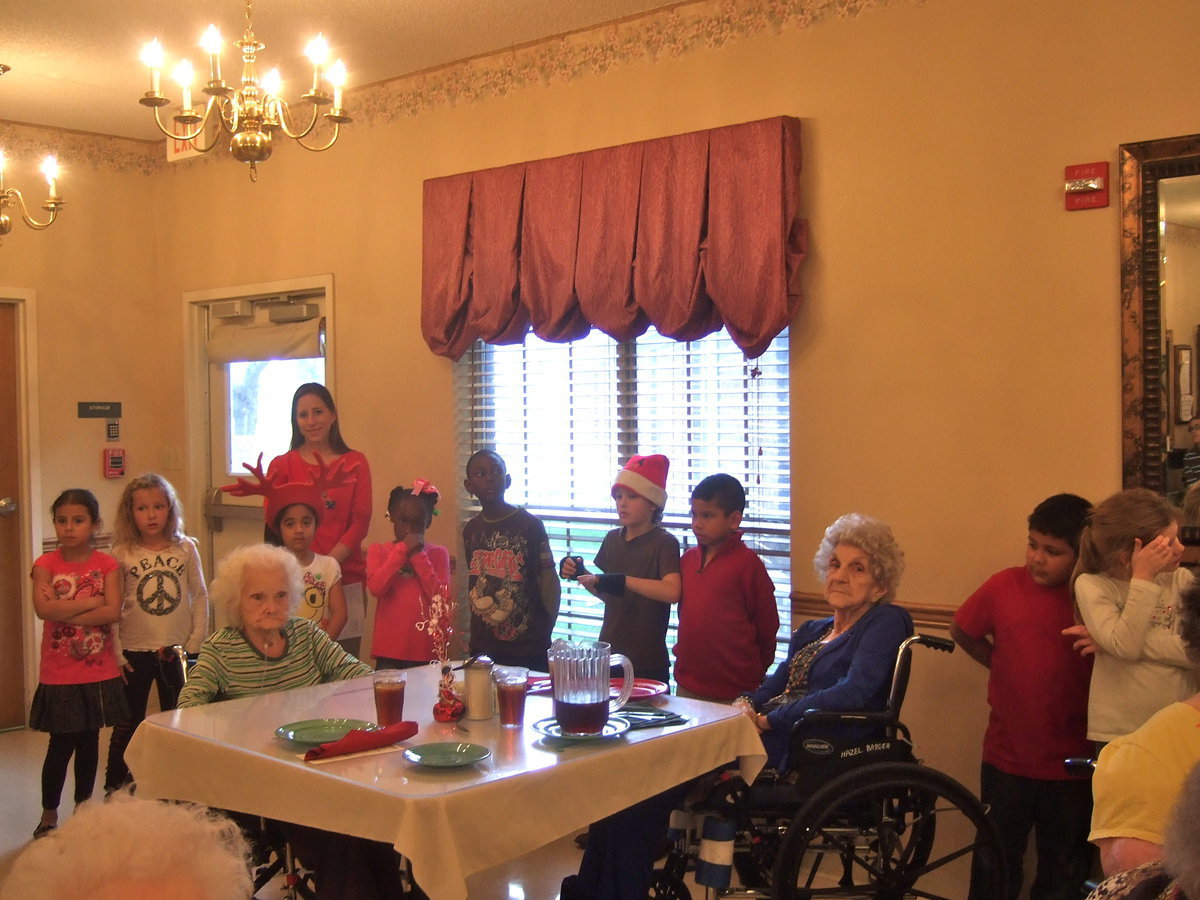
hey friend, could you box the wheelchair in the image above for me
[648,634,1006,899]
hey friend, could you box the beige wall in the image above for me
[6,0,1200,790]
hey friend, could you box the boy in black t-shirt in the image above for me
[462,449,560,671]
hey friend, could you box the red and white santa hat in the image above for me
[611,454,669,510]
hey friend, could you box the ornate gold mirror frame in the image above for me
[1120,133,1200,490]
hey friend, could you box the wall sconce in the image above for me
[0,150,65,243]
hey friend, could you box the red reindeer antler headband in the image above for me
[222,452,356,528]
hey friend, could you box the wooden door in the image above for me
[0,303,27,728]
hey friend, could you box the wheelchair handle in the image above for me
[911,633,955,653]
[1063,757,1096,777]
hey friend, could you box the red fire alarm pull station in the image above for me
[103,448,126,479]
[1065,162,1109,210]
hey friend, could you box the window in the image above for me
[204,296,326,477]
[455,327,791,662]
[227,358,325,472]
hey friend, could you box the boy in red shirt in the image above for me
[673,473,779,702]
[951,493,1093,900]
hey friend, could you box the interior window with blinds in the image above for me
[455,327,791,664]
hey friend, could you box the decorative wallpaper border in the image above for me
[0,121,163,176]
[354,0,901,125]
[1,0,900,175]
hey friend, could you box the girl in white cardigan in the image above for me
[1074,488,1198,744]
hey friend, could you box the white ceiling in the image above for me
[1,0,675,142]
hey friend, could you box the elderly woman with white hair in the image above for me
[178,543,370,707]
[2,792,251,899]
[734,512,912,772]
[172,544,404,900]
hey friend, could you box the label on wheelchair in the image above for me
[781,737,915,792]
[795,736,911,762]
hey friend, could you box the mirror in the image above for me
[1120,133,1200,493]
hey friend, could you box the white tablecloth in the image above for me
[126,666,766,900]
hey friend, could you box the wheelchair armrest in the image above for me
[791,709,895,729]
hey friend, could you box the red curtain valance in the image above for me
[421,116,807,360]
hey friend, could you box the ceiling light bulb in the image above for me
[141,40,166,69]
[200,25,222,56]
[172,59,194,87]
[305,34,330,67]
[40,157,59,182]
[327,59,347,87]
[262,69,283,97]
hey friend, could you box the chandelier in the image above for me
[0,151,64,243]
[138,0,351,178]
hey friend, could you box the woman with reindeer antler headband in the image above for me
[266,384,373,657]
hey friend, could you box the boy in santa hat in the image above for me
[561,454,681,683]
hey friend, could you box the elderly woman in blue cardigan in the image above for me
[735,512,913,771]
[563,512,913,900]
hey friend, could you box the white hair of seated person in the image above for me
[1164,761,1200,899]
[211,542,303,627]
[1,792,251,900]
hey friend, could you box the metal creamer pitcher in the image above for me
[547,639,635,734]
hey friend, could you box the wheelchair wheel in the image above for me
[771,762,1003,900]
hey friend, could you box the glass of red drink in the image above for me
[493,666,529,727]
[372,670,407,726]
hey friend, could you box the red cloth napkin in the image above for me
[304,721,418,762]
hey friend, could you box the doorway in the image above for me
[183,276,334,628]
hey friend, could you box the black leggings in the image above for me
[105,649,185,790]
[42,730,99,810]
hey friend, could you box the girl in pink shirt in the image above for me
[29,489,126,839]
[368,481,452,668]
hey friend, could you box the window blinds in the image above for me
[455,327,791,661]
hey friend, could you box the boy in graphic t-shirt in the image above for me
[462,450,560,672]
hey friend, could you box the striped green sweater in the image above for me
[178,617,371,707]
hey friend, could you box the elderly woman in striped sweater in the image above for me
[174,544,408,900]
[178,543,369,708]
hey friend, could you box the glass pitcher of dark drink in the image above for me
[547,639,634,734]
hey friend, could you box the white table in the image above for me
[126,666,766,900]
